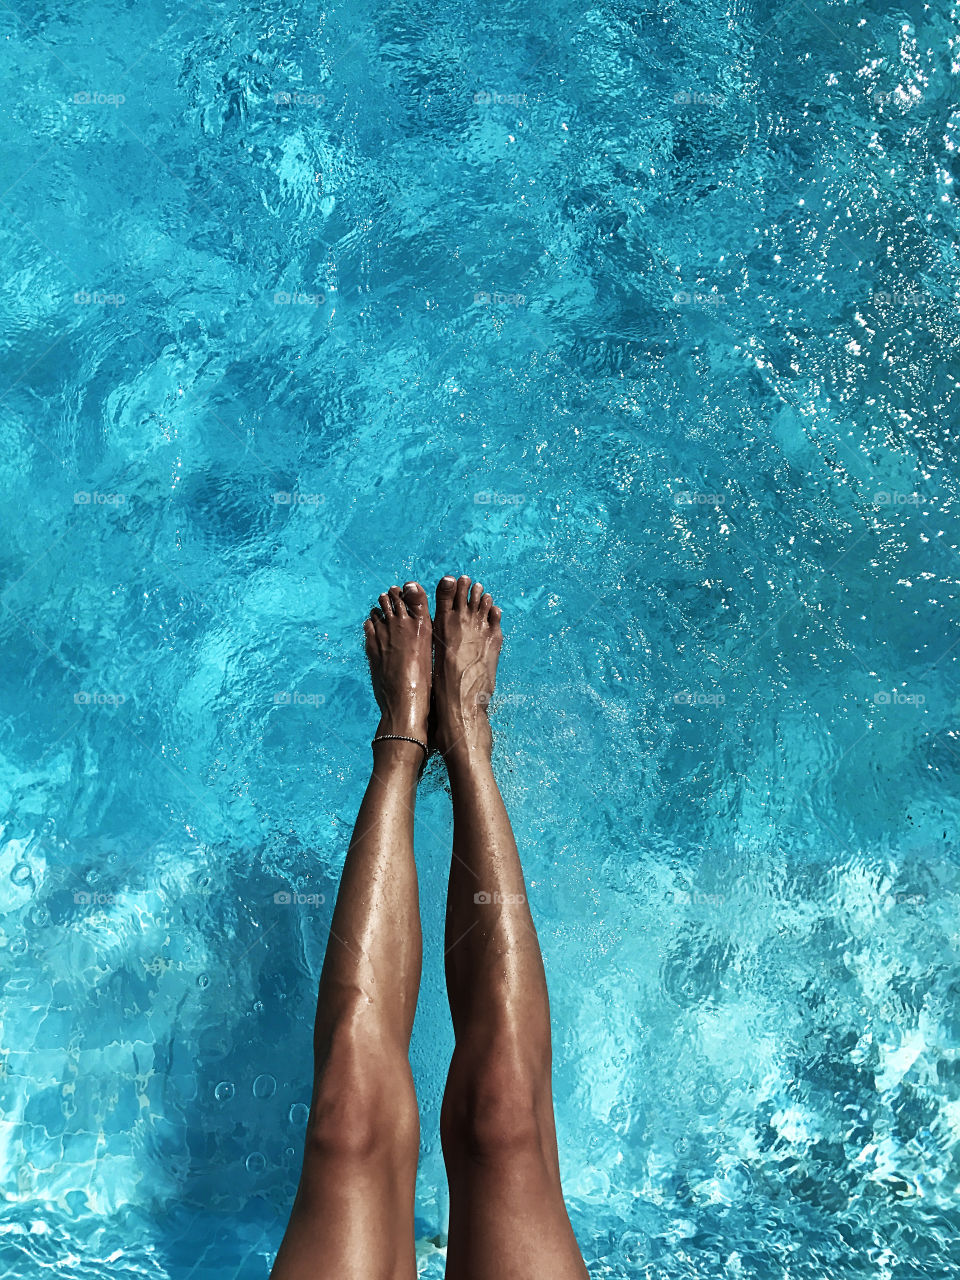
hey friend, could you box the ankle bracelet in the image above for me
[371,734,429,761]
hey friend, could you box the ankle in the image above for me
[442,740,494,780]
[371,737,427,776]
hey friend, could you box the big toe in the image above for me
[436,575,457,613]
[402,581,429,618]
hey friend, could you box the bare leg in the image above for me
[271,582,431,1280]
[433,575,587,1280]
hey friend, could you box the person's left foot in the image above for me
[363,582,432,748]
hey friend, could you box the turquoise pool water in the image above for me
[2,0,960,1275]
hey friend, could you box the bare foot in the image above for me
[363,583,432,758]
[432,575,503,766]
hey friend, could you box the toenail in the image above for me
[403,581,417,590]
[441,575,456,582]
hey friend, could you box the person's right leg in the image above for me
[432,575,587,1280]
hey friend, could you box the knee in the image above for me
[306,1023,419,1162]
[441,1039,549,1162]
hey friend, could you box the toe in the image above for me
[402,581,429,618]
[379,591,394,617]
[478,591,493,620]
[469,582,484,609]
[454,575,471,609]
[488,604,502,629]
[436,575,457,612]
[366,610,386,646]
[388,585,404,616]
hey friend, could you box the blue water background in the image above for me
[1,0,960,1275]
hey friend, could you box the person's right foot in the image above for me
[432,575,503,765]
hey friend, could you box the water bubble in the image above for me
[253,1073,277,1099]
[214,1081,235,1103]
[252,1000,264,1014]
[289,1102,309,1126]
[10,863,33,887]
[700,1083,721,1107]
[245,1151,267,1174]
[31,906,50,928]
[9,937,27,956]
[85,869,99,885]
[619,1231,649,1265]
[197,973,210,989]
[673,1135,690,1155]
[609,1100,631,1130]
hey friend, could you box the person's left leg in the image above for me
[271,582,432,1280]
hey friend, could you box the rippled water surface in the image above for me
[2,0,960,1275]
